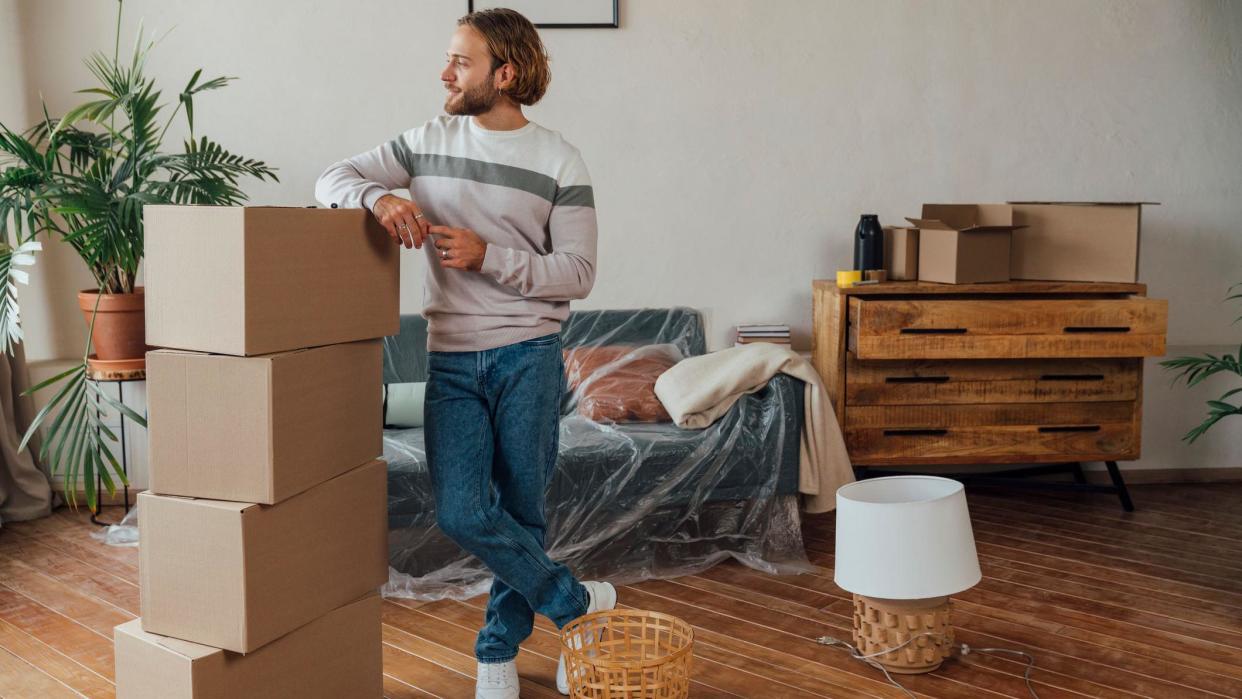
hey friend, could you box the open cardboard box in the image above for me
[1009,202,1155,283]
[139,460,387,653]
[147,340,382,504]
[144,206,399,356]
[908,204,1025,284]
[115,594,382,698]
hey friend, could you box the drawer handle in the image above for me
[1063,326,1131,334]
[1039,374,1105,382]
[900,328,967,335]
[883,429,949,437]
[886,376,951,384]
[1038,425,1102,433]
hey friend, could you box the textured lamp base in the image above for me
[853,594,954,674]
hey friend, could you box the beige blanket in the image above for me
[653,343,854,514]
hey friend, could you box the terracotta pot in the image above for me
[77,287,147,361]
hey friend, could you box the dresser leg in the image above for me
[1105,461,1135,512]
[1071,462,1088,484]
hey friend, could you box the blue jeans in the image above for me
[425,332,589,664]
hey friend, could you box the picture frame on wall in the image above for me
[467,0,619,29]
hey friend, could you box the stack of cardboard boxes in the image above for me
[113,206,399,698]
[885,202,1151,284]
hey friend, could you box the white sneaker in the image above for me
[557,581,617,695]
[476,659,520,699]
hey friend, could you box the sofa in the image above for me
[381,307,812,599]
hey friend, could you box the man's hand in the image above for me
[372,194,431,249]
[428,225,488,271]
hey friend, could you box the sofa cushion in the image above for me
[564,344,682,423]
[383,382,426,428]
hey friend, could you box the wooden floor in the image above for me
[1,484,1241,698]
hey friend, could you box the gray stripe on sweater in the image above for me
[389,138,593,208]
[553,185,595,208]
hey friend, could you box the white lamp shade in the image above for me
[834,476,981,599]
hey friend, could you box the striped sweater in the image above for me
[314,115,598,352]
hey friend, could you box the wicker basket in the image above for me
[560,609,694,699]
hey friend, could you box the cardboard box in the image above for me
[883,227,919,281]
[139,460,387,653]
[1009,202,1151,283]
[908,204,1024,284]
[115,594,382,698]
[145,206,399,356]
[148,340,382,504]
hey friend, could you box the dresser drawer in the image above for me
[847,297,1166,359]
[845,402,1139,465]
[845,355,1141,405]
[844,401,1136,429]
[846,424,1138,464]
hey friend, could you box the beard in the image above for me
[445,78,503,116]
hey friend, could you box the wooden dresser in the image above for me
[811,280,1168,509]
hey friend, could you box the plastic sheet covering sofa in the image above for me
[382,307,811,600]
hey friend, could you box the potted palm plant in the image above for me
[0,0,277,508]
[1161,283,1242,442]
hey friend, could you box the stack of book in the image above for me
[735,323,791,347]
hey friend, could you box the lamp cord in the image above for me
[816,633,1040,699]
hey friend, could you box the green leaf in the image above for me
[59,388,90,504]
[19,365,84,452]
[95,443,116,495]
[38,374,85,462]
[44,378,86,466]
[0,239,41,353]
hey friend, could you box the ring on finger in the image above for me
[414,213,425,221]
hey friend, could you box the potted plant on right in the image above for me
[1161,283,1242,442]
[0,1,277,508]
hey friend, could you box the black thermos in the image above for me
[853,214,884,271]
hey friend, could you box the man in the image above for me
[315,8,613,699]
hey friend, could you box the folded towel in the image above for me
[653,343,854,513]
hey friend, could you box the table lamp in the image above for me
[834,476,981,674]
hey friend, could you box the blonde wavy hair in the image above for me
[458,8,552,106]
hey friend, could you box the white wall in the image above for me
[4,0,96,364]
[9,0,1242,473]
[0,1,25,127]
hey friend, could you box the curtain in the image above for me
[0,341,53,524]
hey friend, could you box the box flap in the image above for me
[148,348,208,358]
[960,224,1026,233]
[905,217,954,230]
[971,203,1014,227]
[141,492,258,513]
[150,346,309,362]
[920,203,985,229]
[118,619,221,660]
[1008,201,1160,206]
[154,634,222,662]
[919,203,1018,230]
